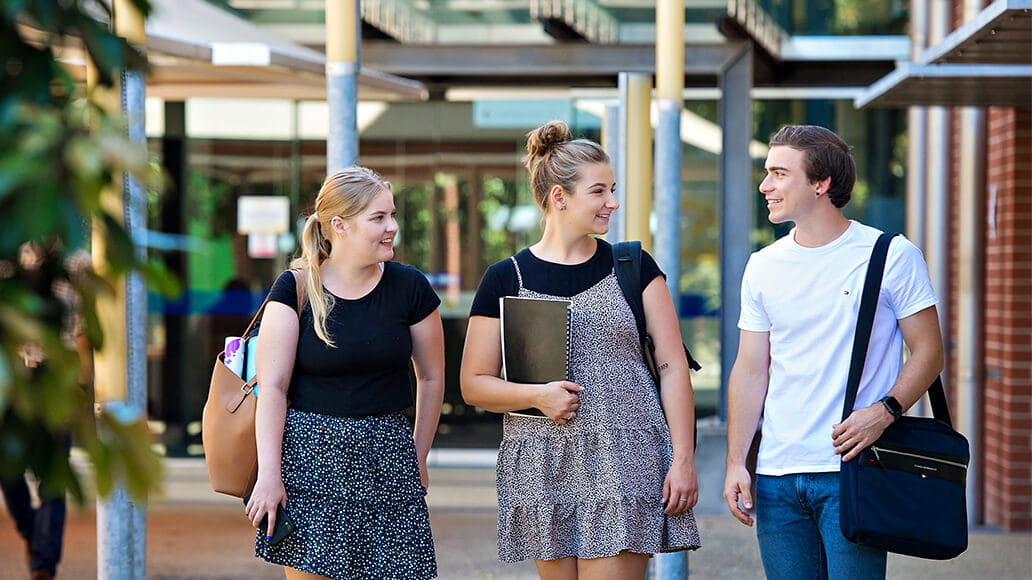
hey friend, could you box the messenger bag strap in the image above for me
[841,233,952,426]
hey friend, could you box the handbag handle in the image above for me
[840,233,952,426]
[236,269,306,340]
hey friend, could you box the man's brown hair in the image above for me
[770,125,856,208]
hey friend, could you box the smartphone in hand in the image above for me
[243,493,296,545]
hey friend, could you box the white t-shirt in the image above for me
[739,221,938,475]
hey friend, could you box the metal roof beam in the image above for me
[854,62,1032,108]
[361,42,742,77]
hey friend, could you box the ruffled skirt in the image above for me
[256,409,436,579]
[495,413,701,562]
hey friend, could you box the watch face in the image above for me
[881,396,903,416]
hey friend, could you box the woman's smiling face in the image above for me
[561,163,618,236]
[335,187,397,262]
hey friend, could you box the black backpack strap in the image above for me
[612,241,701,372]
[613,241,647,339]
[841,233,952,425]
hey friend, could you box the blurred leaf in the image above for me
[0,0,167,505]
[0,352,11,413]
[140,258,181,297]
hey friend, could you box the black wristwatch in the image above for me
[879,395,903,421]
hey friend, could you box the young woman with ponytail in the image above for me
[245,166,444,579]
[460,121,701,579]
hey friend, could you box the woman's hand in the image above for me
[536,380,583,425]
[245,475,287,539]
[662,457,699,515]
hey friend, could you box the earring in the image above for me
[816,189,821,196]
[558,202,566,211]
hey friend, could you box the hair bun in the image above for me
[525,120,571,159]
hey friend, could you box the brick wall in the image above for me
[983,107,1032,531]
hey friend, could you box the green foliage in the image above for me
[0,0,170,503]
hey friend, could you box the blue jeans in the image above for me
[755,473,886,580]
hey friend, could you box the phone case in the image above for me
[243,493,296,545]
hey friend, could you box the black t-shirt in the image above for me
[469,239,664,318]
[268,262,441,418]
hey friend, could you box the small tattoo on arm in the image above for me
[657,363,669,372]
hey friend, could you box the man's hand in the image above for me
[722,464,755,526]
[832,403,895,462]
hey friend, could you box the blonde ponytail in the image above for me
[291,213,335,346]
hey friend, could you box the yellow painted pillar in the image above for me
[91,0,146,406]
[622,73,653,251]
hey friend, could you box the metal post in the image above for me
[94,1,148,578]
[326,0,359,172]
[653,6,686,574]
[654,0,685,305]
[621,72,654,249]
[603,103,625,243]
[718,45,753,421]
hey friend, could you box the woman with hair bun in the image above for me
[461,121,701,579]
[246,166,444,579]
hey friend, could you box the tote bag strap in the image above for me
[840,233,952,426]
[238,269,306,339]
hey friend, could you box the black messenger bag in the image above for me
[839,232,969,560]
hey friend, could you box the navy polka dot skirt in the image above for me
[255,408,437,579]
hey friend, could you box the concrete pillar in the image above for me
[603,104,625,243]
[718,45,753,421]
[957,0,986,527]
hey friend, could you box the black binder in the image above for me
[499,296,573,418]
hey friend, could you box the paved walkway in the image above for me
[1,430,1029,578]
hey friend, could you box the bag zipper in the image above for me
[871,446,967,470]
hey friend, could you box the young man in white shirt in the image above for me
[722,125,945,579]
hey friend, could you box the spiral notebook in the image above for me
[499,296,573,418]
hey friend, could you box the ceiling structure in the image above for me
[856,0,1032,108]
[223,0,911,96]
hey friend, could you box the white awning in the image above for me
[46,0,428,101]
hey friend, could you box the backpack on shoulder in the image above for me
[201,270,304,498]
[612,241,702,384]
